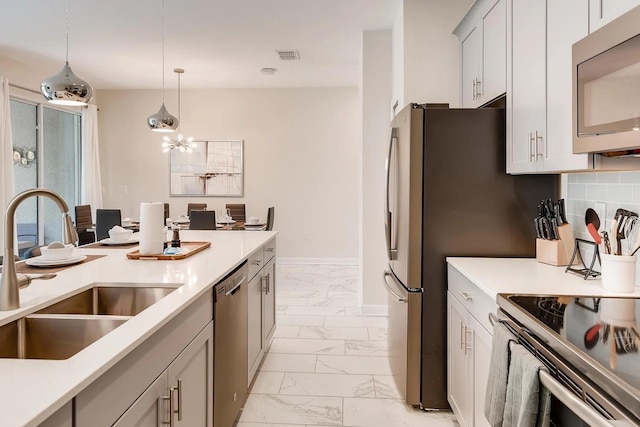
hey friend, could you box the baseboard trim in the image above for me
[276,257,359,265]
[359,304,388,316]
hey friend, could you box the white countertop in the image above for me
[0,230,277,427]
[447,257,640,299]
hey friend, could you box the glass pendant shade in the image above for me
[147,103,178,132]
[41,62,93,106]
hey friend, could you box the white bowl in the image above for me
[108,228,134,242]
[247,217,260,225]
[40,244,74,260]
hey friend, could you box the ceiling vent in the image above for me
[276,50,301,61]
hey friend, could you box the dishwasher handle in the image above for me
[226,275,247,296]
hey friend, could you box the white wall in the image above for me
[97,87,360,260]
[361,30,393,314]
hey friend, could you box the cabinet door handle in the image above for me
[252,260,262,266]
[535,130,544,158]
[175,379,183,421]
[475,78,482,98]
[464,327,472,355]
[266,247,275,252]
[261,275,268,293]
[460,320,465,350]
[529,132,536,161]
[599,0,603,19]
[457,290,472,301]
[472,79,477,100]
[266,273,270,294]
[162,390,175,427]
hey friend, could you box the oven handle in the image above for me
[538,370,623,427]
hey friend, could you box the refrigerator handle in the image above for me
[385,128,398,261]
[383,270,407,303]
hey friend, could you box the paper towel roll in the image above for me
[139,202,165,255]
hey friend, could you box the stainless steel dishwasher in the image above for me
[213,262,248,427]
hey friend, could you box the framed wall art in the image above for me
[170,139,244,196]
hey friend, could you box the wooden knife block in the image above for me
[536,224,575,266]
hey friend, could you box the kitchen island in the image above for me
[0,230,276,427]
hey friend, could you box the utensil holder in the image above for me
[601,254,637,293]
[536,224,575,266]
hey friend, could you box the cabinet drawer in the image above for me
[447,265,496,332]
[263,238,276,262]
[248,249,264,280]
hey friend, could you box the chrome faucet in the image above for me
[0,188,79,311]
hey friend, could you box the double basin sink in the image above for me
[0,284,179,360]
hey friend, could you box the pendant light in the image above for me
[147,0,178,132]
[162,68,196,152]
[40,0,93,106]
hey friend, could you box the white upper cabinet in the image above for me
[455,0,506,108]
[507,0,546,173]
[507,0,598,173]
[461,27,482,108]
[481,0,507,104]
[544,0,592,171]
[589,0,640,32]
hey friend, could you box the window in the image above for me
[10,98,82,253]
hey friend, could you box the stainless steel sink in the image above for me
[37,284,179,316]
[0,283,179,359]
[0,314,128,359]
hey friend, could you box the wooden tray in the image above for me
[126,241,211,260]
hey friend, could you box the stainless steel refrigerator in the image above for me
[383,103,558,409]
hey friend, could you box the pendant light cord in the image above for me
[65,0,69,63]
[177,71,181,132]
[161,0,165,104]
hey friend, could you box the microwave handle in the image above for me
[538,370,620,427]
[385,128,398,261]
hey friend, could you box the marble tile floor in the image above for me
[235,264,458,427]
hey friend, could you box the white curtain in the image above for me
[0,77,16,254]
[81,104,103,214]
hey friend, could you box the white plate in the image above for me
[174,219,190,224]
[218,219,236,225]
[26,255,88,267]
[244,222,264,227]
[100,236,140,246]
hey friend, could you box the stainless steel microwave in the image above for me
[573,5,640,155]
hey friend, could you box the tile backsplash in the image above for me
[566,171,640,278]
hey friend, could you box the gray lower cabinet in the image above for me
[247,238,277,385]
[247,272,263,384]
[447,265,494,427]
[262,257,276,346]
[75,290,213,427]
[113,322,213,427]
[38,402,73,427]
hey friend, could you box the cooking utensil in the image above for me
[587,223,601,244]
[611,217,620,255]
[625,216,639,255]
[585,207,600,231]
[584,323,601,349]
[602,231,612,254]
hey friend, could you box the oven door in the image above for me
[494,314,639,426]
